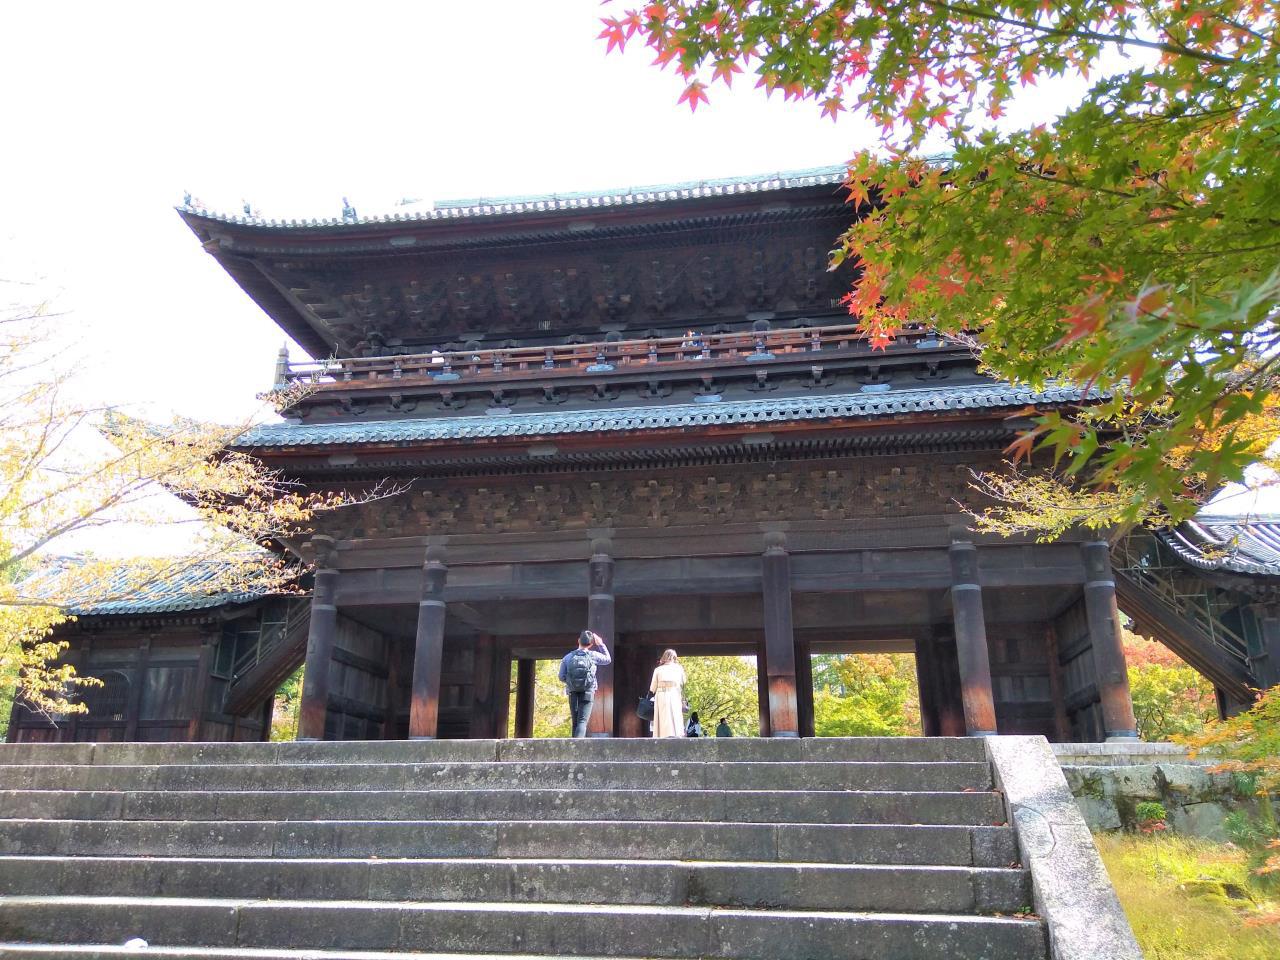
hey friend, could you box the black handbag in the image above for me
[636,694,655,721]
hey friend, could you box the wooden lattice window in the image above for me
[80,670,129,721]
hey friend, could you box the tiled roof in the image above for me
[233,382,1086,449]
[1160,518,1280,576]
[178,165,850,230]
[29,558,276,616]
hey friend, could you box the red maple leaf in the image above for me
[712,59,743,87]
[598,18,628,55]
[677,81,710,113]
[820,96,846,121]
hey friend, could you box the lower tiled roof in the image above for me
[234,382,1087,449]
[1160,518,1280,576]
[28,558,277,616]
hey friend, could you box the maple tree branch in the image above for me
[918,1,1243,66]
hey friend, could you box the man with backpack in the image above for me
[558,630,611,738]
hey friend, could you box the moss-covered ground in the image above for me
[1095,833,1279,959]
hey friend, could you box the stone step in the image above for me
[0,897,1048,959]
[0,737,987,767]
[0,760,993,793]
[0,819,1018,866]
[0,855,1031,913]
[0,948,646,960]
[0,787,1005,825]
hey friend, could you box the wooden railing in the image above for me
[283,323,947,388]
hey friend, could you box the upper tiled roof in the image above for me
[1160,518,1280,576]
[178,165,849,230]
[232,382,1086,449]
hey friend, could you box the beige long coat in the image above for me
[649,662,687,738]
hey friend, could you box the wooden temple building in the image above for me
[10,167,1280,743]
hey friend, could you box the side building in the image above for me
[10,168,1280,742]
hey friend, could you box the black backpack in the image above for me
[565,649,595,693]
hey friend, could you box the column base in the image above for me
[588,732,614,738]
[409,735,437,741]
[968,730,999,737]
[771,731,800,738]
[1105,732,1140,742]
[294,737,323,743]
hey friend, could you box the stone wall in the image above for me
[1052,742,1263,840]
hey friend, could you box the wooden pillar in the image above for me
[586,540,616,737]
[1250,603,1280,689]
[383,636,404,740]
[755,639,772,738]
[617,640,648,738]
[63,636,92,743]
[948,542,998,736]
[1045,623,1072,742]
[471,633,496,739]
[914,636,941,737]
[1082,541,1139,741]
[409,547,448,740]
[259,694,274,742]
[931,635,968,736]
[123,635,153,741]
[514,658,536,738]
[795,636,815,738]
[762,534,799,737]
[492,643,513,738]
[298,536,340,741]
[187,629,216,742]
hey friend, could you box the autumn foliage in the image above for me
[603,1,1280,529]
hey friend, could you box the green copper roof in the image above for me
[234,382,1086,449]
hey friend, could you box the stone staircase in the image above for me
[0,738,1052,959]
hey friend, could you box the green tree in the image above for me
[603,2,1280,530]
[682,655,761,736]
[1123,632,1216,741]
[270,666,304,742]
[811,653,921,736]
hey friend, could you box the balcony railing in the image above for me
[282,323,949,389]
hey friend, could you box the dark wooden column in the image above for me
[754,639,772,737]
[123,635,153,741]
[1082,540,1139,740]
[762,534,799,737]
[63,636,92,743]
[187,628,217,742]
[259,694,274,741]
[471,634,496,739]
[298,536,340,741]
[1250,603,1280,689]
[409,547,449,740]
[931,634,968,736]
[586,540,616,738]
[795,636,815,738]
[1045,623,1072,742]
[914,636,941,737]
[383,636,404,740]
[948,542,998,736]
[493,643,513,738]
[617,640,649,738]
[514,658,536,738]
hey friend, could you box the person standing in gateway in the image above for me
[559,630,611,738]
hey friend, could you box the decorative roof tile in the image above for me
[233,382,1085,449]
[29,558,278,616]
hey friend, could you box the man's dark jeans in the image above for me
[568,690,595,738]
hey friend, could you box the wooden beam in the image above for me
[1045,623,1071,742]
[755,638,771,738]
[409,548,448,739]
[471,634,496,739]
[795,636,815,738]
[187,632,216,742]
[123,636,153,741]
[914,636,941,737]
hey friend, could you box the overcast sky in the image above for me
[1,1,1100,424]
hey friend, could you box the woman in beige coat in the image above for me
[649,649,687,738]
